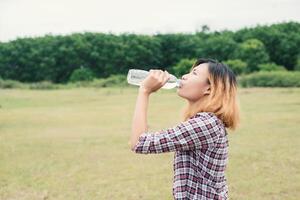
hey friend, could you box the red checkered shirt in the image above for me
[132,112,229,200]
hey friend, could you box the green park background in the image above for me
[0,22,300,199]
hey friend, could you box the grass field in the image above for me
[0,87,299,200]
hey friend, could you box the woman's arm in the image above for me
[129,88,150,150]
[129,69,170,150]
[132,112,221,154]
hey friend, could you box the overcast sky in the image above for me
[0,0,299,42]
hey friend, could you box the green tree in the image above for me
[234,39,269,73]
[171,58,196,78]
[198,33,238,62]
[0,22,299,83]
[233,22,300,70]
[155,34,200,70]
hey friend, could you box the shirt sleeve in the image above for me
[132,112,221,154]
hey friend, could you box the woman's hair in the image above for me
[181,58,240,131]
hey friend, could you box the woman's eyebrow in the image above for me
[190,67,199,73]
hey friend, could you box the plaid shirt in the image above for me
[132,112,229,200]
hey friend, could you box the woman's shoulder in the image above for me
[192,112,228,136]
[190,111,216,119]
[191,112,224,126]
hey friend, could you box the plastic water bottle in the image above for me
[127,69,181,89]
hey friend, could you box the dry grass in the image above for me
[0,87,299,199]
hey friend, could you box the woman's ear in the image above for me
[204,86,211,95]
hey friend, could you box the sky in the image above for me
[0,0,299,42]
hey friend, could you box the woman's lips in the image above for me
[178,80,184,88]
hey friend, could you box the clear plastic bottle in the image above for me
[127,69,181,89]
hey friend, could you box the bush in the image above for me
[0,78,60,90]
[258,63,286,71]
[238,71,300,87]
[0,74,128,89]
[0,78,24,89]
[69,67,95,82]
[295,58,300,71]
[28,81,59,90]
[223,59,247,76]
[89,74,127,88]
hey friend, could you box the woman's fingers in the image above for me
[158,70,165,83]
[163,71,170,83]
[151,69,159,78]
[149,69,155,77]
[149,69,169,86]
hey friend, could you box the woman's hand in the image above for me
[139,69,171,95]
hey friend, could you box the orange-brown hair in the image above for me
[181,58,240,131]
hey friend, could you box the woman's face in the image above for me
[177,63,211,102]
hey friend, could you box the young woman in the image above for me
[129,58,240,199]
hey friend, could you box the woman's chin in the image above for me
[176,88,183,97]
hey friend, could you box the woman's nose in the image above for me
[181,74,188,80]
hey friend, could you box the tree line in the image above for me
[0,21,299,83]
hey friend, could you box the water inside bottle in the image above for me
[127,69,149,86]
[127,69,180,89]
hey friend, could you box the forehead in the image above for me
[192,63,208,71]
